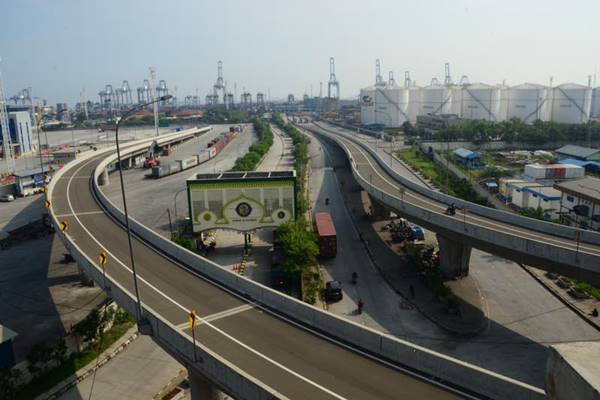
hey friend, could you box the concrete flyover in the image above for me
[46,125,546,400]
[306,122,600,287]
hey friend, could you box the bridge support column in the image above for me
[98,168,109,186]
[367,194,391,220]
[188,369,224,400]
[437,234,471,279]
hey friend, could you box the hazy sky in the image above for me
[2,0,599,105]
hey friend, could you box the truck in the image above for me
[314,212,337,258]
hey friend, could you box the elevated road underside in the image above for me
[50,153,464,399]
[307,122,600,287]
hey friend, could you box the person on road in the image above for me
[352,271,358,284]
[357,298,364,314]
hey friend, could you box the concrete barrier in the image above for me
[88,135,546,399]
[318,122,600,246]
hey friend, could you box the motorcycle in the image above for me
[351,272,358,285]
[445,206,456,216]
[325,198,330,206]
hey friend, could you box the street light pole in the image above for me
[115,94,172,322]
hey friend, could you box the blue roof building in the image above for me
[453,148,484,168]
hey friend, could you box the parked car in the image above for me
[324,280,343,302]
[0,194,15,202]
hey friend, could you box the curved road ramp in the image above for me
[47,126,545,399]
[306,122,600,288]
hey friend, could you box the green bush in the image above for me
[231,118,274,171]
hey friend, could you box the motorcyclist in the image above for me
[325,197,330,205]
[446,203,456,215]
[351,271,358,284]
[357,298,364,314]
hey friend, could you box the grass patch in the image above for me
[16,319,135,400]
[396,148,489,205]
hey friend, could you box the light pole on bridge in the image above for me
[115,94,172,323]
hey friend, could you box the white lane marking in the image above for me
[175,304,255,330]
[55,211,106,218]
[341,134,599,256]
[64,159,349,400]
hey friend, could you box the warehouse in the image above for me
[555,145,600,162]
[554,176,600,230]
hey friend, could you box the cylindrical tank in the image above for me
[420,84,452,115]
[460,83,502,121]
[360,87,376,126]
[406,86,422,123]
[550,83,592,123]
[373,85,410,127]
[449,85,464,116]
[591,87,600,118]
[506,83,550,123]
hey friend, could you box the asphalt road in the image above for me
[50,151,459,398]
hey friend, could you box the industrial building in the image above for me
[0,110,33,156]
[555,145,600,161]
[522,163,585,185]
[360,63,599,128]
[554,176,600,230]
[453,148,484,168]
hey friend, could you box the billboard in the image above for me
[187,171,296,233]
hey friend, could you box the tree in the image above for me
[0,367,22,400]
[276,221,319,277]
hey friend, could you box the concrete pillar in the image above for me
[546,342,600,400]
[367,194,391,220]
[188,369,224,400]
[98,168,109,186]
[436,234,471,279]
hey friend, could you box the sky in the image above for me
[2,0,599,105]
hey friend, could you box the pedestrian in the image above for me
[593,308,599,317]
[409,284,415,299]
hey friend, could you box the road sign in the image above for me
[188,309,199,330]
[99,251,108,268]
[44,200,51,209]
[60,220,69,232]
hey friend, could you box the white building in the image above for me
[0,110,33,155]
[554,176,600,230]
[523,163,585,185]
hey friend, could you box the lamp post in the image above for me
[35,116,46,196]
[115,94,172,322]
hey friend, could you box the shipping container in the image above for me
[314,212,337,258]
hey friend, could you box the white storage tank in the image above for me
[420,84,452,116]
[460,83,503,121]
[406,85,422,123]
[373,85,410,127]
[591,87,600,118]
[506,83,550,123]
[449,85,464,116]
[550,83,592,123]
[360,87,376,126]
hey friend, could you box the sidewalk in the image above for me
[338,166,487,335]
[36,326,139,400]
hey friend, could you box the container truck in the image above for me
[314,212,337,258]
